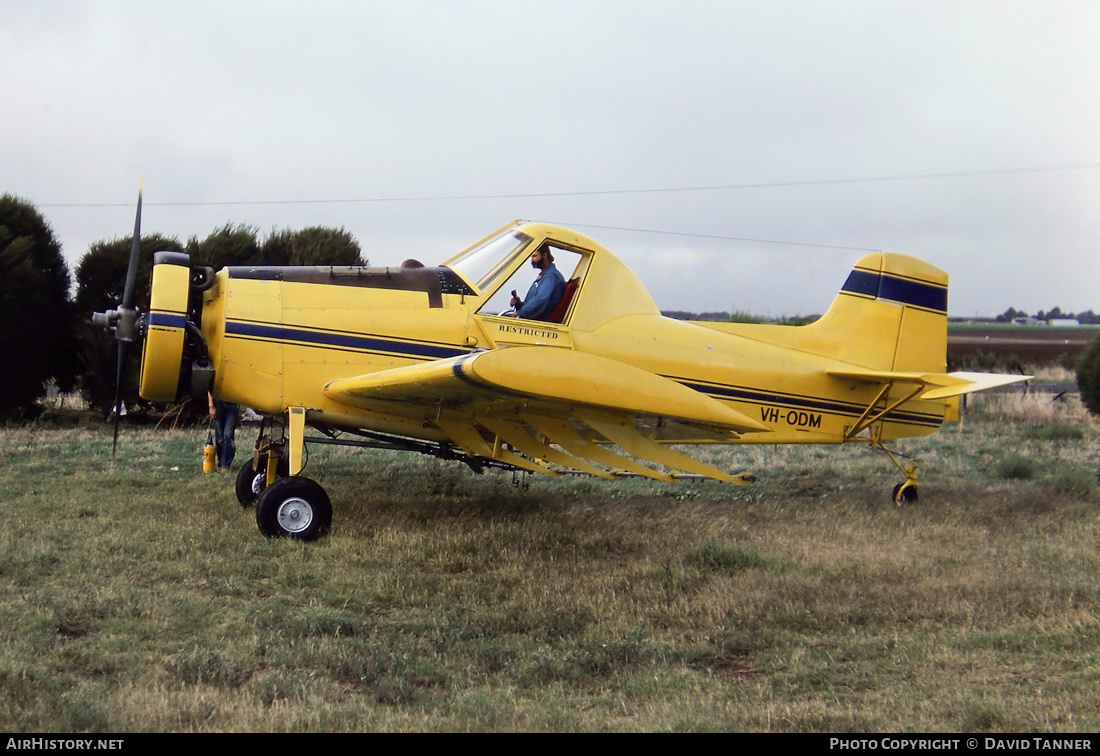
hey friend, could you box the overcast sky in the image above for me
[3,0,1098,317]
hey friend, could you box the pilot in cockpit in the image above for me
[509,246,566,321]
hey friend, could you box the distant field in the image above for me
[1,392,1099,732]
[948,324,1099,367]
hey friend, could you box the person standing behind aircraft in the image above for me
[208,392,239,471]
[510,246,566,320]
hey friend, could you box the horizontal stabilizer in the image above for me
[827,368,1030,400]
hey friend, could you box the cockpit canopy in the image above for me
[443,221,660,328]
[446,227,533,296]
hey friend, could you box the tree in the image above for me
[0,194,76,419]
[261,226,365,266]
[186,224,262,269]
[74,233,184,315]
[73,234,184,414]
[1076,333,1100,417]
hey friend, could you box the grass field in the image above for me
[1,392,1099,732]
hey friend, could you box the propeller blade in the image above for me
[111,340,130,455]
[111,183,142,455]
[121,185,142,310]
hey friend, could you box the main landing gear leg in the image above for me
[235,419,288,507]
[255,407,332,540]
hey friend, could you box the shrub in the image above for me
[1076,334,1100,416]
[685,542,782,573]
[996,455,1038,480]
[1047,468,1096,499]
[1022,423,1085,442]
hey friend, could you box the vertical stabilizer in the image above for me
[807,252,948,371]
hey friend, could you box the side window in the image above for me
[477,245,585,319]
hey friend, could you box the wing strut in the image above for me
[522,414,675,481]
[575,410,755,484]
[474,415,618,479]
[287,406,307,475]
[843,385,923,441]
[434,411,752,483]
[435,418,562,477]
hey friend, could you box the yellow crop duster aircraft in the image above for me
[95,198,1027,540]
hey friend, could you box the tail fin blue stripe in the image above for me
[841,270,947,313]
[841,269,881,298]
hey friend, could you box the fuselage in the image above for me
[197,222,948,445]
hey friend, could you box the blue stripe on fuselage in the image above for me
[225,320,469,360]
[148,312,187,329]
[677,378,942,428]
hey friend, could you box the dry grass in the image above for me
[1030,365,1076,384]
[972,389,1089,423]
[1,399,1099,732]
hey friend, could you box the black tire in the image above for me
[256,476,332,541]
[234,454,289,507]
[892,482,918,506]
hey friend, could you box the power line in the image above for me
[36,161,1100,209]
[555,223,879,252]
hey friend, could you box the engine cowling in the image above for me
[139,251,195,401]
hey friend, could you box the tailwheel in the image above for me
[234,452,289,507]
[875,440,919,507]
[892,481,918,506]
[256,477,332,541]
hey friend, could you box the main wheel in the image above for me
[235,454,289,507]
[256,476,332,541]
[892,482,918,506]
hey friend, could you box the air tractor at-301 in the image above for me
[94,190,1027,541]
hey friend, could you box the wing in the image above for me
[323,347,767,482]
[826,368,1030,400]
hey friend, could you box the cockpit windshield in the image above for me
[444,230,532,294]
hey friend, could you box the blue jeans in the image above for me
[213,401,239,469]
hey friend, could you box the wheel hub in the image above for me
[276,497,314,533]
